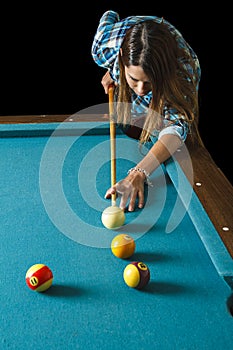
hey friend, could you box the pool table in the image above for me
[0,114,233,350]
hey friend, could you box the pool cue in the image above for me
[108,84,117,206]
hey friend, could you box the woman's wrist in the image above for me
[127,167,153,187]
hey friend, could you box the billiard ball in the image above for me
[25,264,53,292]
[111,234,135,259]
[101,205,125,230]
[123,261,150,289]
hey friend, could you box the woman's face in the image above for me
[124,65,151,96]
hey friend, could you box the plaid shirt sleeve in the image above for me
[91,11,121,70]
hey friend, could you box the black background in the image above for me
[1,3,230,183]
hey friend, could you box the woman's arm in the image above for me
[101,71,116,94]
[105,133,182,211]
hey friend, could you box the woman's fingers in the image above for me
[104,179,145,211]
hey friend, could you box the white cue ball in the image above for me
[101,205,125,230]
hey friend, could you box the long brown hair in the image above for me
[115,20,201,144]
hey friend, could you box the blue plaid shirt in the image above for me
[91,11,201,142]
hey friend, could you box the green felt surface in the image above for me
[0,122,233,350]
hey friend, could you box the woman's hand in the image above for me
[101,71,116,94]
[104,171,146,212]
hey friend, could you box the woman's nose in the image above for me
[137,82,146,94]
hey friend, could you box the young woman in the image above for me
[91,10,201,212]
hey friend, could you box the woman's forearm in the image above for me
[136,134,182,175]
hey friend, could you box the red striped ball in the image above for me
[25,264,53,292]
